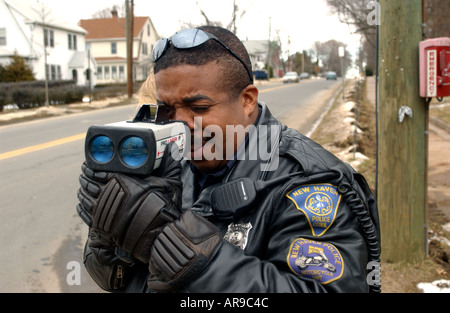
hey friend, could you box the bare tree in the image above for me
[314,39,352,76]
[326,0,377,75]
[185,0,246,34]
[326,0,450,76]
[91,3,126,19]
[226,0,246,35]
[326,0,376,48]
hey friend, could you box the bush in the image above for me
[49,85,86,105]
[12,88,45,109]
[0,80,87,109]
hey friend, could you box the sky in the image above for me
[39,0,361,61]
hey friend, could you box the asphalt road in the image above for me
[0,78,340,292]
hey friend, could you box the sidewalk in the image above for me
[0,94,139,125]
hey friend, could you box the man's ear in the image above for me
[241,85,259,119]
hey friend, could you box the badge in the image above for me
[287,238,344,284]
[286,184,341,236]
[223,222,252,250]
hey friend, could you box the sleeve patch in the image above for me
[287,238,344,284]
[286,184,341,236]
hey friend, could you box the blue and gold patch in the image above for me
[286,184,341,236]
[287,238,344,284]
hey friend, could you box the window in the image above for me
[142,43,148,55]
[46,64,61,81]
[147,24,150,36]
[111,42,117,54]
[51,65,56,80]
[97,66,103,80]
[44,29,54,47]
[119,66,124,79]
[111,66,117,79]
[0,28,6,46]
[104,66,110,79]
[68,34,77,50]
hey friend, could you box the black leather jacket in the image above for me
[83,102,381,293]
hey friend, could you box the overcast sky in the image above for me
[39,0,361,59]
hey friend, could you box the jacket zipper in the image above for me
[113,265,124,289]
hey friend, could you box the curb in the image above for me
[305,82,344,138]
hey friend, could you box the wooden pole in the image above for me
[377,0,428,262]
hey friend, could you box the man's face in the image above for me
[155,63,257,173]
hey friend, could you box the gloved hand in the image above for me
[147,209,222,291]
[86,228,136,266]
[76,143,182,263]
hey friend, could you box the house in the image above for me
[0,0,96,86]
[243,40,284,77]
[79,9,160,85]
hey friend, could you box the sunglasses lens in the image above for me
[171,29,210,48]
[152,38,169,62]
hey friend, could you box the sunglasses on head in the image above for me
[152,28,254,84]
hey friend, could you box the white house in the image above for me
[79,9,160,84]
[0,0,96,86]
[243,40,284,77]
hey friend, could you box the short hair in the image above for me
[153,26,253,100]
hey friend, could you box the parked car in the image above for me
[253,70,269,80]
[326,71,337,80]
[300,72,310,80]
[283,72,300,83]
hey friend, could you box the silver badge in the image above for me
[223,222,252,250]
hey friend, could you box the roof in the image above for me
[79,16,149,40]
[69,52,86,68]
[243,40,269,55]
[4,0,87,34]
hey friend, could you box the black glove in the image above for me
[147,209,222,291]
[76,143,182,263]
[86,228,136,266]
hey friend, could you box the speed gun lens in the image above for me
[89,135,114,163]
[120,136,148,167]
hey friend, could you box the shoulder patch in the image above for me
[286,184,341,236]
[287,238,344,284]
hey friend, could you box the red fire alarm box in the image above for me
[419,37,450,99]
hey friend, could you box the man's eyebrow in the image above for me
[156,95,215,107]
[181,94,215,105]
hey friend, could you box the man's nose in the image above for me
[174,107,195,130]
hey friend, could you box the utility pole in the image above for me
[267,17,271,78]
[287,35,290,72]
[38,1,50,106]
[339,46,345,100]
[88,49,92,103]
[377,0,428,262]
[126,0,134,99]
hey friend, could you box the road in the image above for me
[0,78,340,292]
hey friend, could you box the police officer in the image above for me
[77,26,381,293]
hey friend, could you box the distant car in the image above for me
[253,70,268,80]
[283,72,300,83]
[326,71,337,80]
[299,72,310,80]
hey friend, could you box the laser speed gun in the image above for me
[84,104,187,175]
